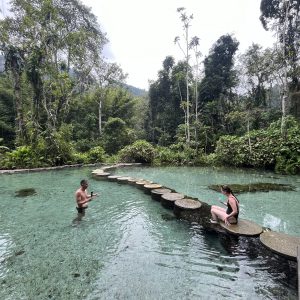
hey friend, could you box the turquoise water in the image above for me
[114,166,300,237]
[0,166,298,299]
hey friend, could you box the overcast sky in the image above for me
[0,0,276,90]
[80,0,276,90]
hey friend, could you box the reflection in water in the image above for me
[263,213,287,232]
[0,233,13,279]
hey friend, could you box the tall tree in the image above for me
[94,61,126,135]
[3,46,25,144]
[260,0,300,135]
[239,44,273,107]
[147,56,187,145]
[0,0,108,137]
[199,34,239,103]
[174,7,194,143]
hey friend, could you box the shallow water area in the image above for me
[0,166,298,299]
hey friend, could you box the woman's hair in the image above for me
[221,185,232,194]
[221,185,239,202]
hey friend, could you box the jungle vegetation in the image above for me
[0,0,299,174]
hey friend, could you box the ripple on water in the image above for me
[0,167,298,300]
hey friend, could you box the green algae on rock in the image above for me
[208,183,295,193]
[15,188,37,197]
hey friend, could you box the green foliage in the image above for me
[86,146,105,163]
[102,117,134,155]
[215,116,300,174]
[118,140,156,163]
[154,143,200,166]
[72,152,89,164]
[146,56,184,144]
[199,34,239,102]
[0,75,15,146]
[2,146,38,169]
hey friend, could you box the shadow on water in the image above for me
[200,226,298,294]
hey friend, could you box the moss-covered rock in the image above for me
[208,183,295,193]
[15,188,37,197]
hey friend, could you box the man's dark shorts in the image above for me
[76,206,88,214]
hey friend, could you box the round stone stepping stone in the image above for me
[107,175,119,181]
[93,172,110,179]
[127,178,140,184]
[116,176,132,183]
[174,198,202,222]
[92,169,104,174]
[144,183,163,194]
[260,231,300,260]
[135,180,153,188]
[219,219,263,237]
[161,192,184,209]
[102,165,117,172]
[151,188,172,201]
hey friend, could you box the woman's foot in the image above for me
[210,219,219,224]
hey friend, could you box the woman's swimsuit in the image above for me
[226,196,239,224]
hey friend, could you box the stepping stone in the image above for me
[107,175,120,181]
[151,188,172,201]
[116,176,132,183]
[219,219,263,237]
[135,180,153,189]
[102,165,117,172]
[144,183,163,194]
[260,231,300,260]
[174,198,202,222]
[161,192,184,209]
[127,178,140,184]
[92,169,104,174]
[92,172,110,179]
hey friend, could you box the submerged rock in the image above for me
[208,183,295,193]
[161,214,176,221]
[15,188,37,197]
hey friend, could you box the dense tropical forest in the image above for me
[0,0,299,174]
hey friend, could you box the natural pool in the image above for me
[0,166,299,299]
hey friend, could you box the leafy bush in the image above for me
[87,146,105,163]
[1,146,38,169]
[118,140,156,163]
[73,152,89,164]
[102,117,134,154]
[215,116,300,174]
[154,143,204,166]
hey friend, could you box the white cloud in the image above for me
[3,0,276,90]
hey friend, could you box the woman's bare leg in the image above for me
[211,205,227,221]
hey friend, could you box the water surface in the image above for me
[0,166,298,299]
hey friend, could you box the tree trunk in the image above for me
[12,69,24,145]
[98,97,102,136]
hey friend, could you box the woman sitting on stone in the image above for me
[210,185,239,225]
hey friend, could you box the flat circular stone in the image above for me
[161,192,184,202]
[128,178,141,184]
[107,175,119,180]
[135,180,152,186]
[117,176,132,182]
[127,178,140,183]
[144,184,162,190]
[260,231,300,260]
[93,172,110,177]
[92,169,104,174]
[151,188,171,195]
[174,198,201,210]
[219,219,263,237]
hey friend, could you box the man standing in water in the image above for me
[75,179,98,218]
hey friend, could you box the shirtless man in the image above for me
[75,179,98,216]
